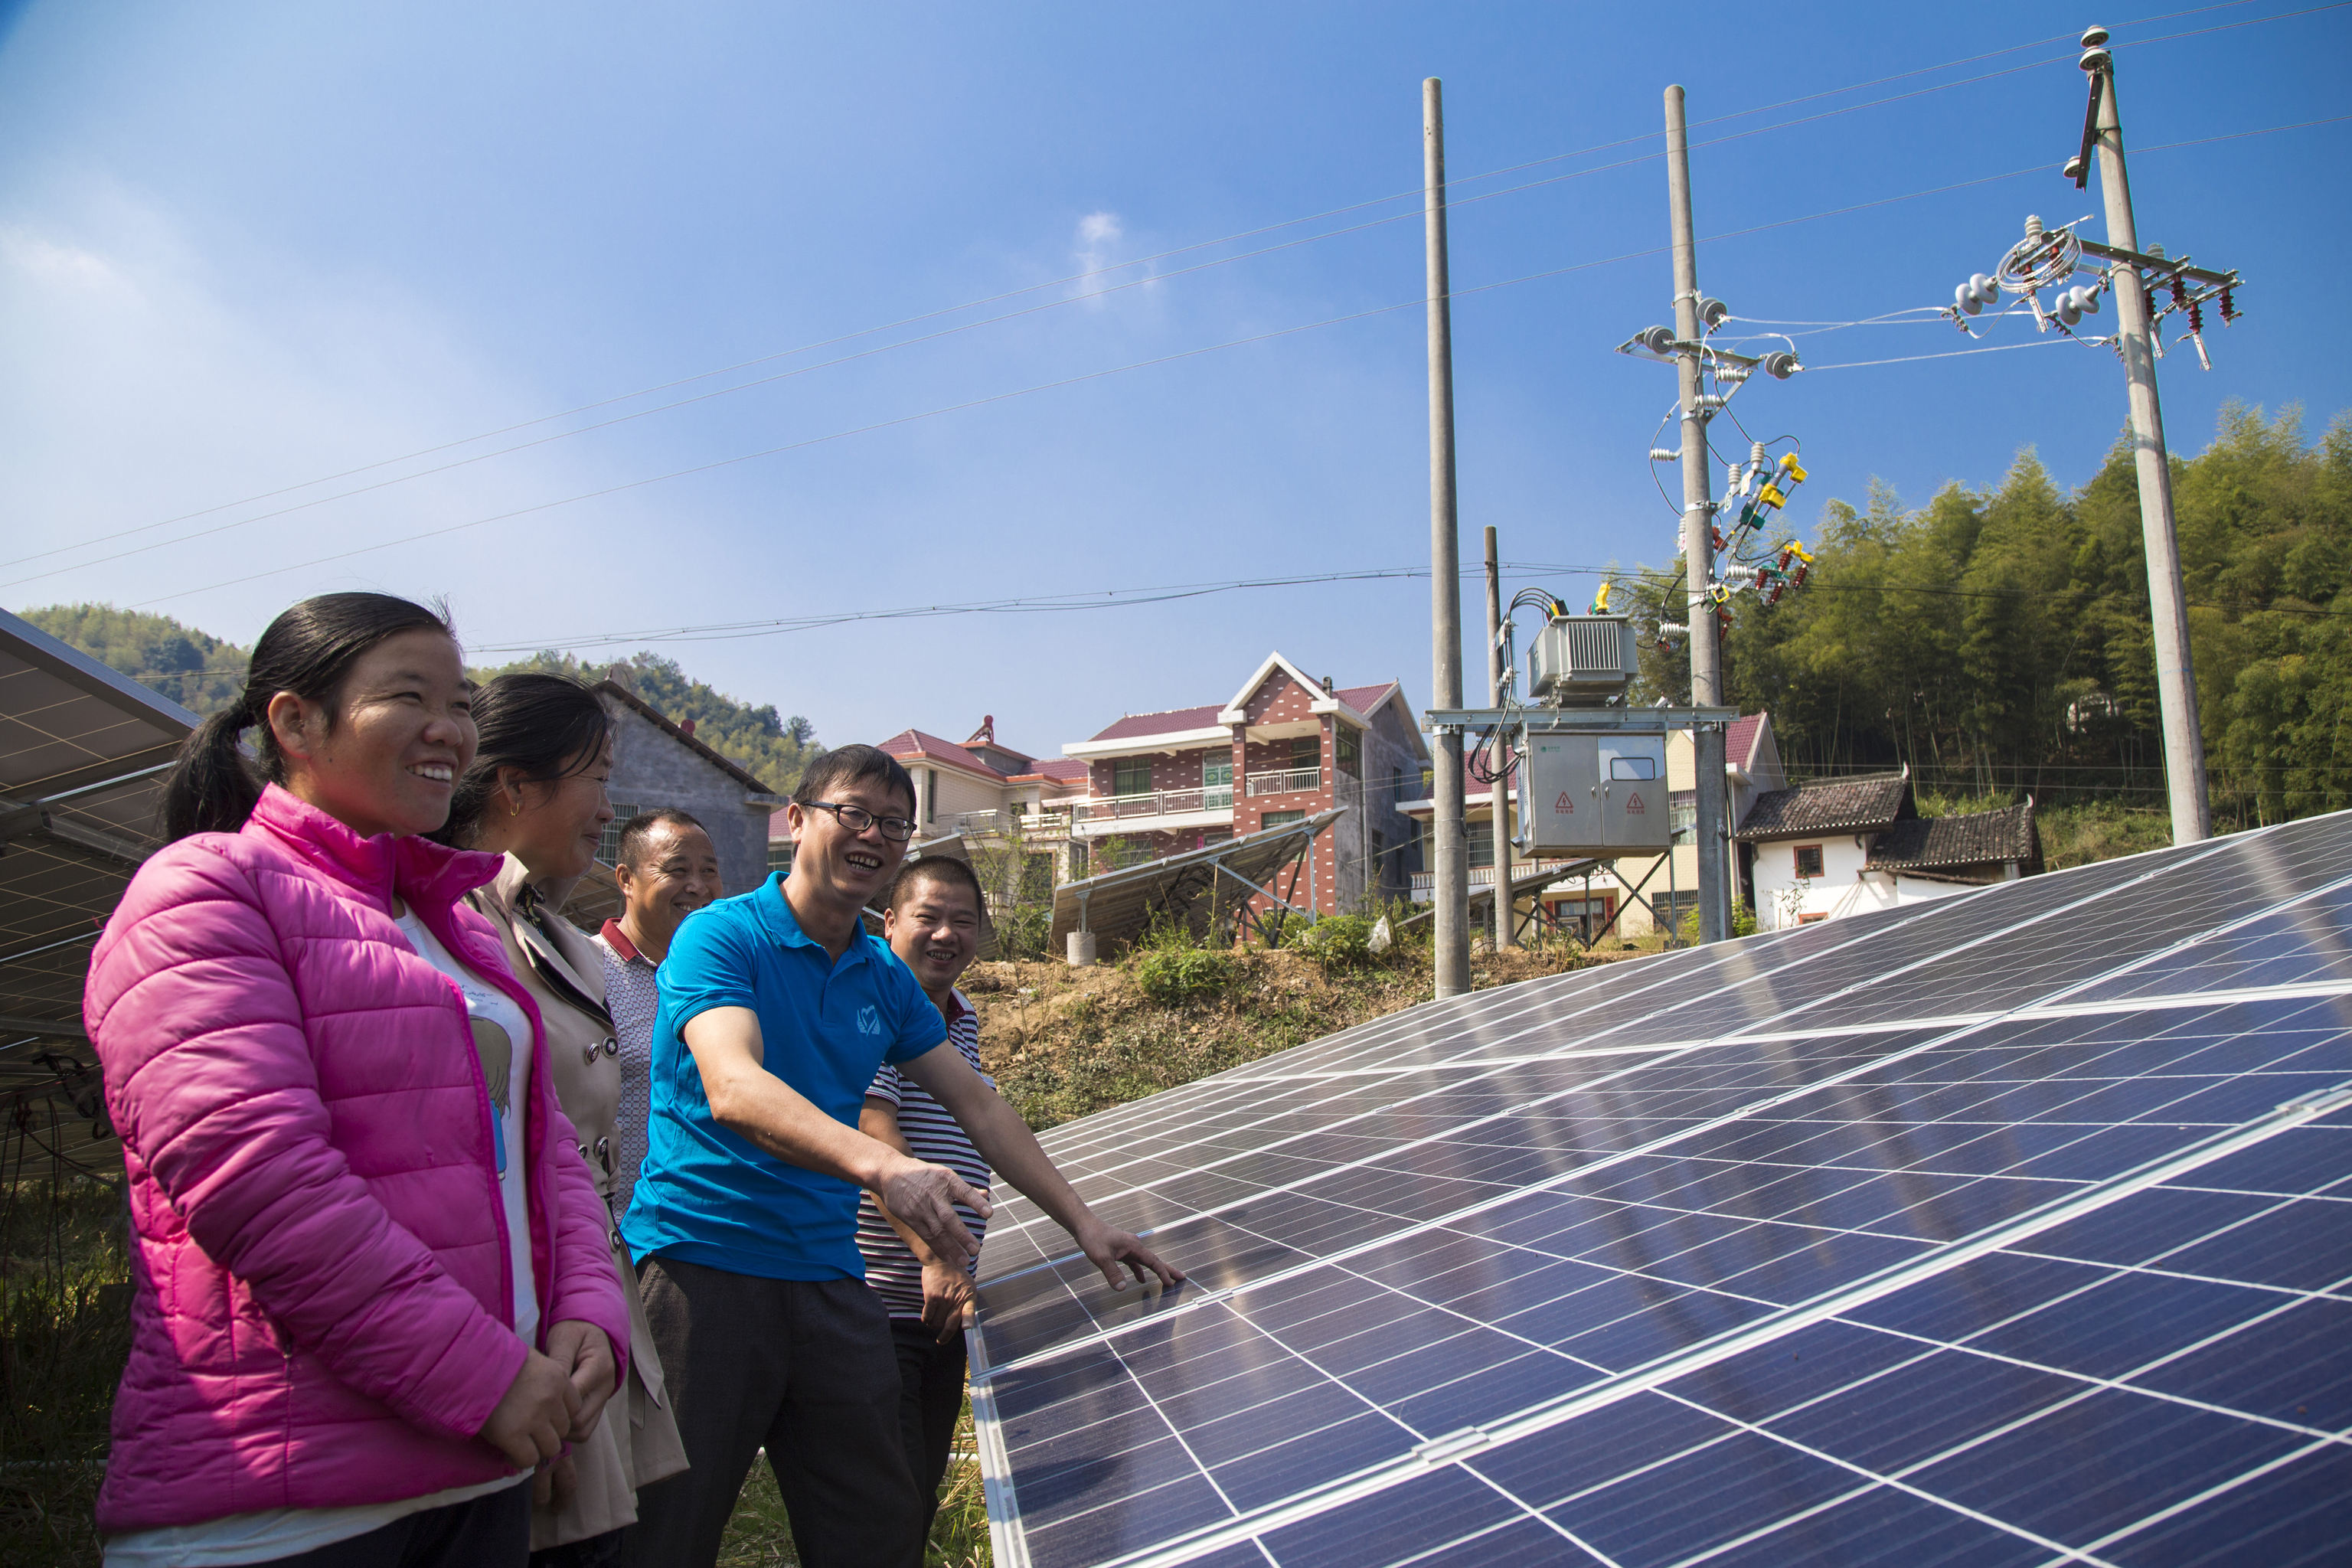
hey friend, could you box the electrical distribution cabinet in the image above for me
[1517,729,1671,857]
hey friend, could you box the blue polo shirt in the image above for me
[621,874,947,1281]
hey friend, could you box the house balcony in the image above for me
[1244,766,1322,796]
[1069,786,1234,838]
[954,808,1073,839]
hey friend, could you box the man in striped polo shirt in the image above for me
[860,858,1181,1530]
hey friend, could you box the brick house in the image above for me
[596,675,782,897]
[1058,652,1429,916]
[766,717,1088,881]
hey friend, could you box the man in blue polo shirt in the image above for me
[622,745,1001,1568]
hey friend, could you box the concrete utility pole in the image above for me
[1484,524,1515,949]
[2086,47,2211,845]
[1664,84,1733,943]
[1426,77,1472,998]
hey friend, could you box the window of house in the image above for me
[767,839,795,874]
[1370,829,1386,878]
[1067,841,1088,880]
[1468,834,1494,871]
[1336,725,1361,773]
[1262,809,1306,830]
[1112,757,1153,797]
[1794,844,1824,879]
[598,802,641,864]
[1291,735,1320,771]
[924,768,938,825]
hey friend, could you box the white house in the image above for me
[1737,768,2043,929]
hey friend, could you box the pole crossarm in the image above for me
[2073,237,2237,290]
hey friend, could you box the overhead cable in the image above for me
[18,1,2301,578]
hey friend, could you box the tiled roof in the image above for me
[1735,771,1913,841]
[1016,757,1089,783]
[877,728,1007,782]
[1085,703,1227,743]
[1868,802,2041,871]
[1334,681,1399,718]
[1726,714,1763,771]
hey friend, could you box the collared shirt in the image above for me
[592,918,660,1222]
[856,990,992,1318]
[620,874,948,1281]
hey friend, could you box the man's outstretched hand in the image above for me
[1075,1220,1184,1294]
[877,1153,992,1270]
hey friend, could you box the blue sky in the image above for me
[3,1,2346,755]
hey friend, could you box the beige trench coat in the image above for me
[470,854,689,1549]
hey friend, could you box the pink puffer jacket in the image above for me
[85,784,629,1534]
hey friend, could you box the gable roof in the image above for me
[1867,802,2042,871]
[1726,714,1764,772]
[596,681,776,795]
[1014,756,1089,784]
[1735,769,1913,841]
[1083,703,1228,744]
[877,728,1008,783]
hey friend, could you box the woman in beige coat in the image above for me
[437,672,688,1566]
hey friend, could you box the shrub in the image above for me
[1131,924,1234,1006]
[1301,914,1378,971]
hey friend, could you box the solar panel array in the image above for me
[967,812,2352,1567]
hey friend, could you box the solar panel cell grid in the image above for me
[972,811,2352,1566]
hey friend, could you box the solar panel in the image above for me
[968,812,2352,1566]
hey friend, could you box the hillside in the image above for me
[15,606,818,792]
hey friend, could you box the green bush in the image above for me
[1131,924,1234,1006]
[1301,914,1378,971]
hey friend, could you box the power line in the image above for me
[112,101,2346,618]
[16,2,2305,583]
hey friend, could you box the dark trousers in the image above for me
[890,1319,969,1535]
[625,1256,925,1568]
[260,1480,528,1565]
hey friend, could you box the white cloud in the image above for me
[0,174,668,648]
[1070,209,1125,305]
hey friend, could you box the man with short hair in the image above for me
[593,808,723,1222]
[621,746,1170,1568]
[860,856,1181,1536]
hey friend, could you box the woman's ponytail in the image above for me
[158,593,455,842]
[162,700,264,841]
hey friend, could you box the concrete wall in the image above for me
[1751,833,1873,929]
[603,697,773,897]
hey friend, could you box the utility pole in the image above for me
[2083,37,2211,844]
[1484,524,1514,949]
[1664,84,1732,944]
[1426,77,1471,998]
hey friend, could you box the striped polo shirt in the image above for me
[855,989,992,1319]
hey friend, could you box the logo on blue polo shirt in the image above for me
[857,1004,882,1036]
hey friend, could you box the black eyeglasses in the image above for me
[803,801,917,841]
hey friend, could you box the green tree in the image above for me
[17,605,250,716]
[476,650,818,792]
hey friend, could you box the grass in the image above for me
[718,1398,990,1567]
[1,1173,132,1568]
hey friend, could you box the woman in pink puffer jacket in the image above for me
[85,594,630,1567]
